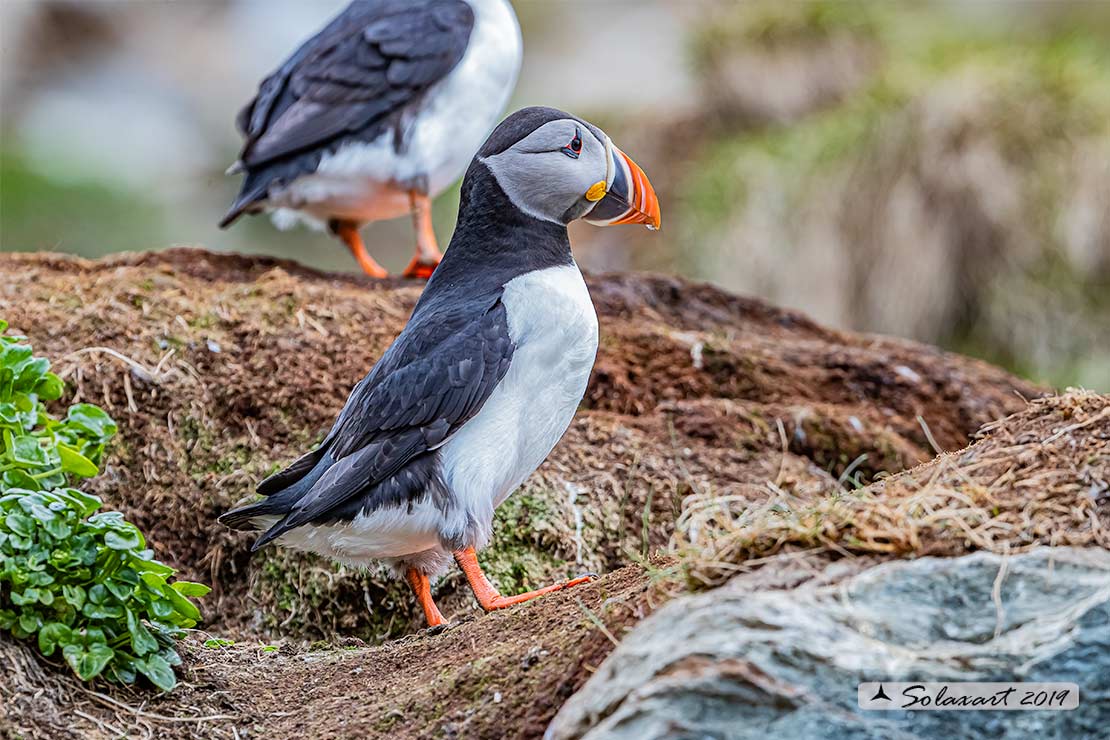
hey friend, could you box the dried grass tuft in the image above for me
[674,391,1110,587]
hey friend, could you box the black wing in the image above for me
[228,293,515,548]
[220,0,475,224]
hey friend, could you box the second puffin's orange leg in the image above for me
[402,191,442,279]
[331,219,388,278]
[405,567,445,627]
[453,547,594,611]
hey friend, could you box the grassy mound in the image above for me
[0,249,1039,645]
[0,248,1059,738]
[675,390,1110,586]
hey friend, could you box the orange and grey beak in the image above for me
[584,143,661,230]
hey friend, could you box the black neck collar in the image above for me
[417,160,574,305]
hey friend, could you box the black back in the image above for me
[220,0,475,226]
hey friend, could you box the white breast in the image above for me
[268,0,522,229]
[438,263,599,548]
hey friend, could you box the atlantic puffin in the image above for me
[219,0,522,279]
[220,106,660,626]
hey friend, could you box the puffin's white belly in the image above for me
[266,0,522,230]
[438,264,599,548]
[267,503,445,566]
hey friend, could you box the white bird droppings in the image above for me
[895,365,922,383]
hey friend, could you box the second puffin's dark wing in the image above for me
[243,0,473,167]
[237,293,515,548]
[220,0,475,225]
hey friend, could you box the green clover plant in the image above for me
[0,320,208,691]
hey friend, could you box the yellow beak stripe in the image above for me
[585,180,607,202]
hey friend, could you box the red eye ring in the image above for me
[562,127,583,158]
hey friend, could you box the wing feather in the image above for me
[236,0,474,168]
[244,294,515,547]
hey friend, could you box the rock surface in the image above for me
[548,547,1110,740]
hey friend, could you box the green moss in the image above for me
[478,486,568,594]
[251,549,407,643]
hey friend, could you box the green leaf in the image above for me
[131,558,174,577]
[126,610,159,656]
[2,470,40,491]
[13,357,50,390]
[10,435,50,466]
[104,579,133,601]
[4,513,34,536]
[55,488,102,518]
[0,344,32,370]
[33,373,64,401]
[63,642,114,681]
[18,612,42,634]
[161,586,201,623]
[135,654,176,692]
[104,528,142,551]
[57,445,99,478]
[87,583,108,604]
[65,404,118,441]
[38,622,73,656]
[82,603,123,619]
[62,584,86,609]
[171,581,211,598]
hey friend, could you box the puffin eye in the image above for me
[561,128,583,159]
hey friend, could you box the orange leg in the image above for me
[402,191,442,279]
[405,567,445,627]
[453,547,595,611]
[332,220,387,278]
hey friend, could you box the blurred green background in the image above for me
[2,0,1108,391]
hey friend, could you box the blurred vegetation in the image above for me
[2,0,1108,390]
[677,0,1110,391]
[1,153,166,256]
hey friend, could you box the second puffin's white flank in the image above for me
[267,0,522,229]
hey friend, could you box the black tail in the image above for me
[218,184,267,228]
[217,444,335,546]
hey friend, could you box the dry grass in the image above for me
[674,391,1110,587]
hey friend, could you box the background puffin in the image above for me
[220,106,660,626]
[218,0,522,278]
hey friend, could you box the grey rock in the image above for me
[547,548,1110,740]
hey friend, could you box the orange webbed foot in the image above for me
[401,256,440,280]
[453,547,597,612]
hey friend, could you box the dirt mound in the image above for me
[1,248,1039,641]
[0,248,1046,738]
[676,390,1110,586]
[2,561,659,740]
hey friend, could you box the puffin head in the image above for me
[477,106,661,230]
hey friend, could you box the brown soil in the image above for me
[3,561,660,740]
[0,249,1045,739]
[676,390,1110,585]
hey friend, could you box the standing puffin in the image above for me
[219,0,522,278]
[220,107,660,626]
